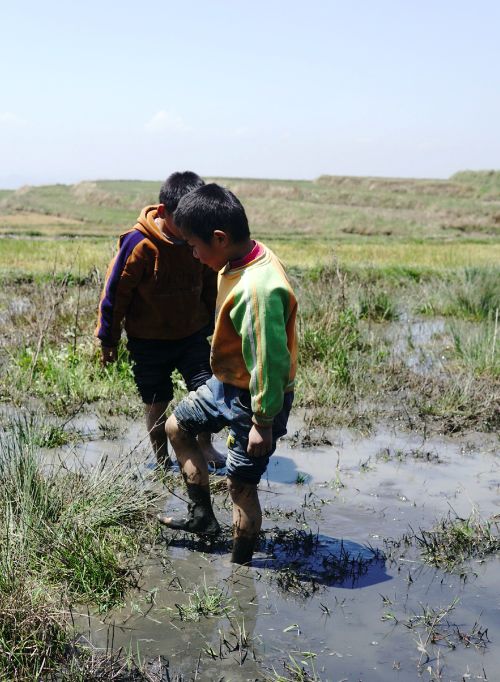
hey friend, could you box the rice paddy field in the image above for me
[0,171,499,681]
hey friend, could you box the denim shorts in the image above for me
[127,326,212,404]
[173,376,294,485]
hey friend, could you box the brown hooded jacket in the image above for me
[96,205,216,346]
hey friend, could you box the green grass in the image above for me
[0,173,498,433]
[0,171,498,679]
[0,258,497,433]
[1,170,499,249]
[358,289,399,321]
[448,314,499,377]
[415,510,500,571]
[447,268,500,320]
[1,341,138,415]
[0,412,158,679]
[265,653,322,681]
[0,236,114,277]
[1,238,499,280]
[172,581,234,622]
[452,169,500,195]
[0,409,77,448]
[0,412,157,602]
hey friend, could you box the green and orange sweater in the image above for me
[211,242,298,427]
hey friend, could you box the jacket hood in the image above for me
[134,205,177,245]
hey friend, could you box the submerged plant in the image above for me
[415,510,500,571]
[381,597,490,677]
[295,472,309,485]
[173,581,234,622]
[265,528,384,593]
[265,653,322,681]
[204,617,256,664]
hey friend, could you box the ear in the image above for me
[157,204,166,219]
[213,229,230,247]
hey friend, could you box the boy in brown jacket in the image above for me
[96,172,224,469]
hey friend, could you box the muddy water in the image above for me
[378,316,448,375]
[65,417,499,681]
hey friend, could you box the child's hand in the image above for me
[247,423,273,457]
[101,345,118,365]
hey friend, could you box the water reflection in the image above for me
[257,531,391,591]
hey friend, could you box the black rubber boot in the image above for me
[231,535,257,565]
[158,483,220,536]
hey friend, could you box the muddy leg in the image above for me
[165,414,209,485]
[227,477,260,565]
[145,401,170,467]
[157,415,219,535]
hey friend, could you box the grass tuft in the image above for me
[0,413,159,679]
[415,510,500,570]
[173,581,234,622]
[447,268,500,320]
[448,311,499,377]
[1,341,138,415]
[358,290,399,321]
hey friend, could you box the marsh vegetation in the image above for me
[0,172,499,679]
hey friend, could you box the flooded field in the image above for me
[61,414,499,681]
[0,174,498,679]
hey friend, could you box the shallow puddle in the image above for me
[380,316,448,375]
[62,415,500,681]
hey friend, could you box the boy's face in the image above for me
[185,231,228,272]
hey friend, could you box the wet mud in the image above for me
[61,414,500,681]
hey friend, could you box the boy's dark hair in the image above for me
[159,171,205,214]
[174,183,250,244]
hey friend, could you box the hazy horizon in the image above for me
[3,169,496,193]
[1,1,499,190]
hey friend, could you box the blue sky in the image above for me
[1,0,499,187]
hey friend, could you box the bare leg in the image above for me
[157,414,219,534]
[165,414,209,485]
[227,477,261,564]
[197,431,226,468]
[228,478,261,536]
[146,405,224,469]
[145,401,170,467]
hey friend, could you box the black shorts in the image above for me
[127,326,212,405]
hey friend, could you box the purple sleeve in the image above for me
[96,230,145,345]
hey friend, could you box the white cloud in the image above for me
[144,110,189,134]
[0,112,27,128]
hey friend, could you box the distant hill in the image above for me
[0,172,499,241]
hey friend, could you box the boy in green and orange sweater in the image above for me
[158,183,298,565]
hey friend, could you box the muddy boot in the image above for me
[158,483,220,536]
[231,534,257,565]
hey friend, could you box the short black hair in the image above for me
[159,171,205,214]
[173,183,250,244]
